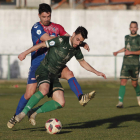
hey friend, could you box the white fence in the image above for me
[0,10,140,79]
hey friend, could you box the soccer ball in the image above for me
[45,118,62,134]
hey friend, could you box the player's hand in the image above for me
[113,52,118,56]
[96,72,107,79]
[83,43,90,52]
[125,49,131,55]
[18,52,26,61]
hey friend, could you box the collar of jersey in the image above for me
[129,34,139,37]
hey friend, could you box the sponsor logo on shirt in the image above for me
[63,47,67,49]
[59,38,63,43]
[49,41,55,46]
[34,24,38,28]
[37,30,41,35]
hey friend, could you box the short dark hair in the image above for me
[38,3,52,14]
[75,26,88,39]
[130,21,138,27]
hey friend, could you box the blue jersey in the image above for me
[28,22,67,84]
[31,22,67,66]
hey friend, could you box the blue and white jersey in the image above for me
[31,22,47,66]
[31,22,67,66]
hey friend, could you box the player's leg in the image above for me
[60,66,96,106]
[15,83,50,123]
[16,83,37,114]
[29,80,64,125]
[7,66,38,129]
[116,65,129,108]
[116,79,127,108]
[131,80,140,104]
[60,66,83,99]
[131,66,140,106]
[29,90,64,126]
[15,65,51,123]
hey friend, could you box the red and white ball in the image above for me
[45,118,62,134]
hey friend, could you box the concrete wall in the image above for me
[16,0,51,7]
[0,9,140,79]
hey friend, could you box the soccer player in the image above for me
[7,3,90,129]
[113,21,140,108]
[15,26,106,126]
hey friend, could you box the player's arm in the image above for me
[113,47,125,56]
[78,59,106,79]
[18,38,60,61]
[32,23,55,42]
[40,33,56,41]
[18,42,47,61]
[125,49,140,56]
[40,31,70,42]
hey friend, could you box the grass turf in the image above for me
[0,80,140,140]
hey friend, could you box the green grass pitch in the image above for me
[0,79,140,140]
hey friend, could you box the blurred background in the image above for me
[0,0,140,80]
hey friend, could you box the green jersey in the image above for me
[41,36,84,75]
[123,34,140,65]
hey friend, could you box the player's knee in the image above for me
[120,80,127,86]
[24,91,34,100]
[65,70,74,80]
[132,83,137,88]
[39,89,49,96]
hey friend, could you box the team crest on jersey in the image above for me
[37,30,41,35]
[59,38,63,43]
[49,41,55,46]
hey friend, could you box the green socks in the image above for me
[118,84,140,102]
[36,100,62,114]
[118,85,126,102]
[22,91,44,114]
[134,84,140,96]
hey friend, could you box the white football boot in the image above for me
[79,91,96,106]
[116,101,123,108]
[15,112,26,122]
[29,112,37,126]
[7,114,17,129]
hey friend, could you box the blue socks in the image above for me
[15,94,28,115]
[68,77,83,100]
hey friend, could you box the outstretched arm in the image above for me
[79,60,106,79]
[113,47,125,56]
[40,32,70,41]
[18,42,47,61]
[125,49,140,56]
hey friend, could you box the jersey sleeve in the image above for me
[138,36,140,47]
[45,37,61,48]
[31,23,46,39]
[57,24,67,36]
[75,48,84,61]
